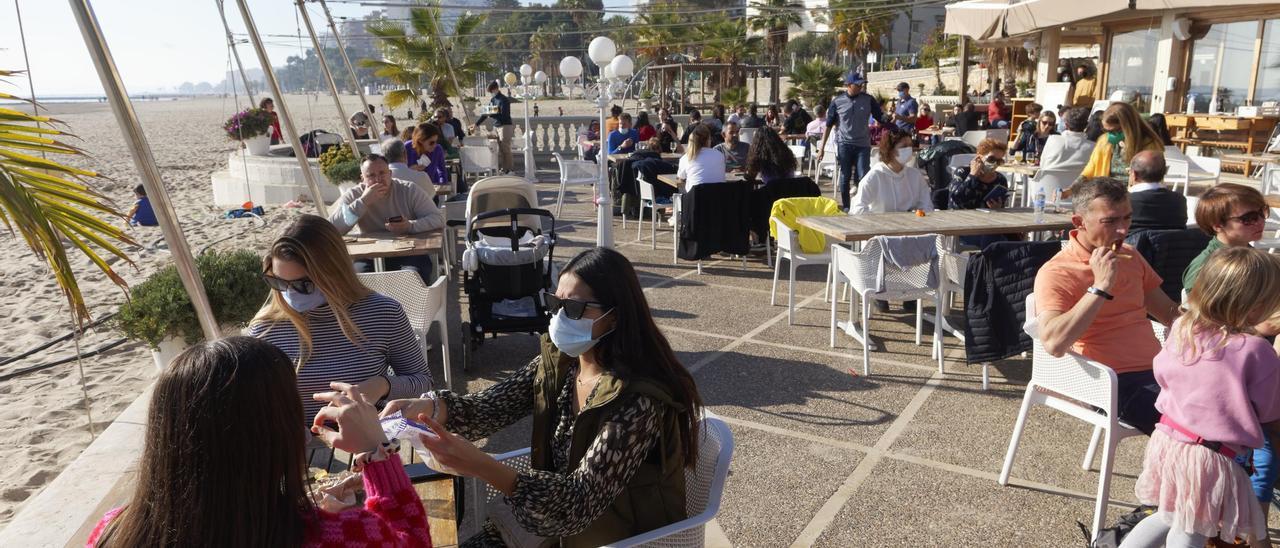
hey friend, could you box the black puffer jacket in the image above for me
[1126,228,1211,302]
[964,241,1063,364]
[677,183,751,261]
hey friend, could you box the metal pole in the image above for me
[317,0,372,121]
[297,0,361,159]
[68,0,220,342]
[596,75,613,248]
[234,0,328,215]
[520,81,536,182]
[215,0,255,105]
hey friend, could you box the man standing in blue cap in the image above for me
[817,71,887,210]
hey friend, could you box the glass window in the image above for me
[1258,19,1280,107]
[1106,26,1160,112]
[1187,21,1258,113]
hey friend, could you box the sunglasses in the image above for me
[262,273,316,294]
[541,290,609,320]
[983,156,1005,165]
[1228,210,1268,226]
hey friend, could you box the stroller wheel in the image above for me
[460,321,472,372]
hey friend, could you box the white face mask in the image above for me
[895,147,913,164]
[548,309,614,357]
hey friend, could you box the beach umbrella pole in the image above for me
[215,0,255,105]
[296,0,362,159]
[318,0,373,121]
[68,0,221,342]
[233,0,329,216]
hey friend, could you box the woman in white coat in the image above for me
[849,127,933,214]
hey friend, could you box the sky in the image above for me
[0,0,632,97]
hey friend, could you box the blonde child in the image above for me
[1122,247,1280,547]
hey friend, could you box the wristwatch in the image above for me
[1086,286,1115,301]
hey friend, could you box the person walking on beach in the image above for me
[475,80,514,173]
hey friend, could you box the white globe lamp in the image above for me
[534,70,548,85]
[609,55,634,79]
[520,64,533,78]
[602,64,615,82]
[503,72,518,86]
[588,36,616,67]
[558,56,583,79]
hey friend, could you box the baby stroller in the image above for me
[458,176,557,371]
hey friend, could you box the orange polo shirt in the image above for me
[1033,231,1163,373]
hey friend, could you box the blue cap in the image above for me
[845,72,866,85]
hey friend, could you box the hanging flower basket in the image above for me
[223,107,273,142]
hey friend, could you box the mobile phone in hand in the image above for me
[387,216,404,223]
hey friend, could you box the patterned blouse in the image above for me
[434,357,663,546]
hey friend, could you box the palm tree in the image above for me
[824,0,898,66]
[697,17,764,95]
[786,57,842,109]
[983,46,1034,93]
[748,0,803,68]
[918,27,959,95]
[362,4,495,117]
[634,10,680,65]
[0,71,135,326]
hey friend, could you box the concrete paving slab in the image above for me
[695,342,926,447]
[815,458,1096,547]
[716,424,864,547]
[645,284,793,338]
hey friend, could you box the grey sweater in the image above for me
[329,179,445,235]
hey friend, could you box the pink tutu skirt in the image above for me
[1134,428,1264,541]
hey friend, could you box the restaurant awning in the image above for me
[944,0,1126,40]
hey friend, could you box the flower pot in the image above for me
[244,134,271,156]
[150,336,189,372]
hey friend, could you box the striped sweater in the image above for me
[249,293,433,423]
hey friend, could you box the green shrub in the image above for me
[319,146,362,184]
[115,250,268,348]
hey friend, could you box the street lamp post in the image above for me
[511,63,548,182]
[560,37,632,249]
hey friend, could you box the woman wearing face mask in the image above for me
[380,247,704,548]
[948,138,1009,210]
[249,214,433,426]
[849,127,932,214]
[1080,102,1164,179]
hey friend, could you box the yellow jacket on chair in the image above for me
[770,197,842,254]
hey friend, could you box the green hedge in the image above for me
[115,250,269,348]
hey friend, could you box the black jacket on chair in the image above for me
[749,176,821,242]
[964,241,1063,364]
[1129,187,1188,235]
[677,183,751,261]
[1126,228,1210,302]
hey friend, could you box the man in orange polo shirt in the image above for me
[1033,177,1182,434]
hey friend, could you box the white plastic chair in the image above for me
[1027,165,1085,207]
[948,153,976,171]
[1165,157,1191,196]
[355,272,452,391]
[461,143,499,180]
[1186,154,1221,189]
[812,137,838,181]
[986,128,1009,144]
[636,174,670,249]
[998,294,1143,545]
[936,240,972,381]
[960,130,990,149]
[739,127,758,145]
[478,412,735,548]
[770,214,834,325]
[788,144,806,165]
[551,152,597,218]
[829,236,944,375]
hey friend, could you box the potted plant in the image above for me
[224,107,274,156]
[115,249,269,370]
[319,145,362,191]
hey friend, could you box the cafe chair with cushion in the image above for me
[999,293,1143,545]
[356,272,453,391]
[475,411,735,548]
[829,236,944,375]
[552,152,597,218]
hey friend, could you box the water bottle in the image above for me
[1186,93,1196,115]
[1033,188,1046,224]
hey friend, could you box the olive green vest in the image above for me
[533,335,688,548]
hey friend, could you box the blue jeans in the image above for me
[354,254,435,286]
[836,143,871,210]
[1250,437,1279,503]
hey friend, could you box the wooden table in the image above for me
[1164,114,1279,173]
[654,172,745,190]
[917,127,951,139]
[607,152,682,163]
[411,470,460,547]
[996,162,1041,207]
[345,230,444,261]
[1265,194,1280,208]
[797,208,1073,242]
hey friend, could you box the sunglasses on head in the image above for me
[541,290,609,320]
[262,273,316,294]
[1229,210,1268,226]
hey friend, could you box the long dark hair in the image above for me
[96,336,313,547]
[561,248,703,465]
[745,126,797,180]
[635,111,653,130]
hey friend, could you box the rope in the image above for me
[14,0,44,160]
[296,6,318,140]
[226,44,253,200]
[71,333,97,440]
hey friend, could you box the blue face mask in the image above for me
[898,91,907,99]
[549,308,613,357]
[282,287,327,313]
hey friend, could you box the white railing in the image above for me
[514,114,696,158]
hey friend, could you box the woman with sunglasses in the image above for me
[947,138,1009,210]
[381,247,703,547]
[249,214,432,426]
[1009,111,1057,163]
[1183,183,1273,292]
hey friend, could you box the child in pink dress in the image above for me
[1122,247,1280,547]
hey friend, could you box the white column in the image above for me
[1035,28,1062,102]
[596,82,613,248]
[1150,12,1188,115]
